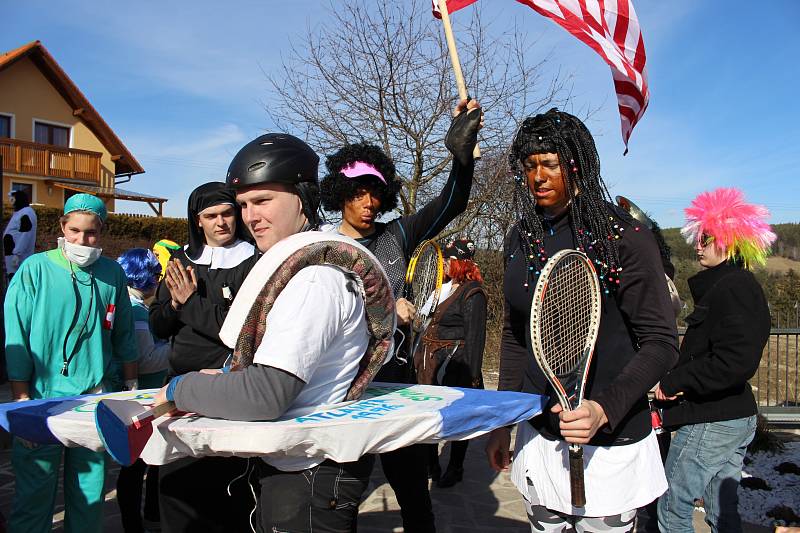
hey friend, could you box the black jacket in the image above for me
[499,205,679,446]
[425,280,487,388]
[149,248,258,375]
[661,262,769,427]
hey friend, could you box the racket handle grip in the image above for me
[569,445,586,508]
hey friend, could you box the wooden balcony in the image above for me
[0,137,102,183]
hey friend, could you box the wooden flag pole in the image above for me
[438,0,481,159]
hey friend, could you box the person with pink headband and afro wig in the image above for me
[656,188,775,533]
[320,98,483,533]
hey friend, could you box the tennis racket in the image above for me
[403,239,444,362]
[529,249,602,508]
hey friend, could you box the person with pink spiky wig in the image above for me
[656,188,776,533]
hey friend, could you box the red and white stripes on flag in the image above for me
[431,0,649,152]
[515,0,649,152]
[432,0,478,18]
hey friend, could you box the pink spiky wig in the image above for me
[681,188,776,270]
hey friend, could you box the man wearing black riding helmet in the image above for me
[320,98,483,533]
[155,133,393,533]
[226,133,322,249]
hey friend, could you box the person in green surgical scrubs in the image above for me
[4,193,138,533]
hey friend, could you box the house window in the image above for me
[34,122,69,147]
[0,115,10,138]
[11,182,34,204]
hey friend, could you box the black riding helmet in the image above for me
[226,133,321,227]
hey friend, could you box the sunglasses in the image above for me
[699,233,715,247]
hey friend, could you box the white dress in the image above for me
[510,421,667,517]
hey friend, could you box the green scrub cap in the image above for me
[64,194,108,221]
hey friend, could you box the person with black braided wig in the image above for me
[321,98,483,533]
[508,108,622,286]
[485,108,679,532]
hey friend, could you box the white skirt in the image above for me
[510,421,667,517]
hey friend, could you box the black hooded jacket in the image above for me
[424,279,487,388]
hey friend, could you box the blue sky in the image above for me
[4,0,799,227]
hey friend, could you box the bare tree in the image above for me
[266,0,571,241]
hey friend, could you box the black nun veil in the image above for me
[186,182,250,261]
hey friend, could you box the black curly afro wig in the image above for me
[320,142,403,215]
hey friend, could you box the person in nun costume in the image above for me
[148,181,258,532]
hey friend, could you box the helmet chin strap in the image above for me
[295,182,321,229]
[297,210,311,234]
[291,194,315,234]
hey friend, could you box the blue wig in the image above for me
[117,248,162,291]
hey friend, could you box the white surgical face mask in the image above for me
[58,237,103,268]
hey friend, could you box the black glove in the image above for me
[445,105,481,167]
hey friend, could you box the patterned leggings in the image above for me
[525,502,636,533]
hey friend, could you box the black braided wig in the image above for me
[508,108,623,292]
[649,220,674,279]
[320,142,403,215]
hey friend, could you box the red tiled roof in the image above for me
[0,40,144,176]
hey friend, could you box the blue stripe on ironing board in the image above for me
[0,393,96,445]
[438,388,546,440]
[95,400,135,466]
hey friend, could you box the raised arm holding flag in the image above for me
[432,0,481,159]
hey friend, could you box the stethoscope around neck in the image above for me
[60,262,97,377]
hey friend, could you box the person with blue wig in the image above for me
[4,193,138,533]
[117,248,171,384]
[115,248,170,533]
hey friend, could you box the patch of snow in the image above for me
[740,441,800,526]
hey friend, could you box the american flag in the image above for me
[432,0,649,152]
[432,0,478,19]
[516,0,649,153]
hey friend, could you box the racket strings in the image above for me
[411,248,439,329]
[540,256,596,378]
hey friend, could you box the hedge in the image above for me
[2,206,189,260]
[20,206,189,242]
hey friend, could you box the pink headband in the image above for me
[339,161,386,184]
